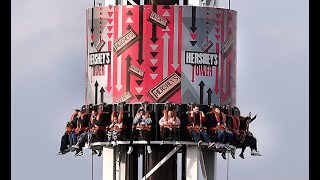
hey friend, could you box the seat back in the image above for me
[96,112,110,127]
[225,114,237,131]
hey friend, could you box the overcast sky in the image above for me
[11,0,308,180]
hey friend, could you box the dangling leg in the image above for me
[112,130,118,146]
[107,130,112,142]
[145,130,152,153]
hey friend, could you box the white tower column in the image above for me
[185,146,202,180]
[185,146,217,180]
[103,147,115,180]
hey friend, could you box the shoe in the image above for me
[127,146,133,154]
[221,152,226,160]
[231,152,235,159]
[57,151,66,155]
[92,150,97,155]
[197,141,203,147]
[208,142,215,148]
[72,144,79,149]
[98,150,102,157]
[106,141,111,146]
[175,141,181,146]
[251,149,262,156]
[224,144,231,151]
[215,142,222,149]
[239,153,245,159]
[75,151,83,157]
[147,145,152,154]
[112,141,117,146]
[69,146,75,152]
[160,141,164,145]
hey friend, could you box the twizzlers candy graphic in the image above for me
[113,29,139,56]
[148,72,181,102]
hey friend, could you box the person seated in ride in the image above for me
[127,107,152,155]
[68,109,82,151]
[187,104,215,147]
[220,105,239,159]
[73,109,101,157]
[107,111,123,146]
[57,109,81,155]
[237,112,261,159]
[210,106,233,152]
[159,108,181,145]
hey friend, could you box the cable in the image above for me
[92,150,94,180]
[144,147,147,180]
[226,152,230,180]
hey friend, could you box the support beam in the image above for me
[103,147,115,180]
[186,146,198,180]
[203,150,217,180]
[141,145,182,180]
[198,147,207,180]
[128,0,137,5]
[119,151,127,180]
[114,146,127,180]
[138,153,144,180]
[177,152,182,180]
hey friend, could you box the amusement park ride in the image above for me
[58,0,262,179]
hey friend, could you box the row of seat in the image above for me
[66,103,251,144]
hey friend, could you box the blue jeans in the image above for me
[69,133,78,147]
[217,129,233,143]
[224,130,233,143]
[60,133,69,152]
[191,130,211,143]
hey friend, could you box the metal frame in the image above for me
[141,145,183,180]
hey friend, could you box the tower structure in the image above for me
[79,0,237,179]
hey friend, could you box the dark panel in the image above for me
[147,145,177,180]
[126,146,139,180]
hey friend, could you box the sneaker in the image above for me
[106,141,111,146]
[147,145,152,154]
[251,149,262,156]
[215,142,222,149]
[98,150,102,157]
[70,146,75,152]
[197,141,203,147]
[231,152,235,159]
[72,144,79,149]
[57,151,66,155]
[112,141,117,146]
[221,152,226,160]
[127,146,133,154]
[208,142,215,148]
[224,144,231,151]
[92,150,97,155]
[160,141,164,145]
[239,153,245,159]
[75,151,83,157]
